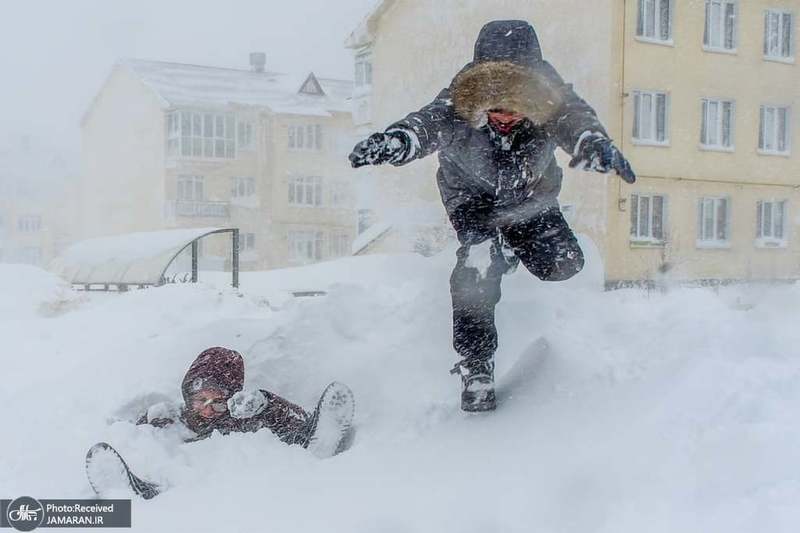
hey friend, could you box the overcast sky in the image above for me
[0,0,376,167]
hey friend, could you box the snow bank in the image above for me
[0,264,83,319]
[2,251,800,532]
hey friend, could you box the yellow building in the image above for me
[80,54,357,270]
[347,0,799,285]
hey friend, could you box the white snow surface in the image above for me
[3,249,800,532]
[464,239,494,278]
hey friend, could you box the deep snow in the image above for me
[2,245,800,533]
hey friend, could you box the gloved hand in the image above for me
[145,401,179,428]
[349,130,411,168]
[569,132,636,184]
[227,389,269,419]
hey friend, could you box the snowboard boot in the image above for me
[306,382,356,458]
[85,442,161,500]
[451,358,496,412]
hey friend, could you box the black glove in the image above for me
[349,130,411,168]
[569,133,636,184]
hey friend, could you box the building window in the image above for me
[241,232,256,251]
[764,10,794,60]
[701,98,735,149]
[756,200,787,246]
[630,194,667,243]
[237,121,254,150]
[288,176,323,207]
[166,111,235,159]
[288,230,324,263]
[18,247,42,265]
[759,105,791,154]
[17,215,42,233]
[329,181,349,207]
[231,177,256,198]
[636,0,673,43]
[288,124,323,151]
[355,51,373,87]
[177,175,204,201]
[358,209,375,234]
[329,233,351,257]
[697,197,731,246]
[633,91,669,144]
[704,0,737,51]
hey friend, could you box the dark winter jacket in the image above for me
[387,20,608,244]
[136,347,310,446]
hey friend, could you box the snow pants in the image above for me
[450,207,584,363]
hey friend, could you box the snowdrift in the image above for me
[2,252,799,533]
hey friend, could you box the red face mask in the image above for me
[487,110,525,135]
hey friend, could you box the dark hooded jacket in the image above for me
[136,347,310,446]
[387,20,607,244]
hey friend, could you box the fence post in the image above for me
[191,240,199,283]
[232,229,240,288]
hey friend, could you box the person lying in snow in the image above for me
[349,20,635,412]
[86,347,354,499]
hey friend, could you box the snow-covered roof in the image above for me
[351,222,392,255]
[344,0,397,49]
[49,227,231,286]
[120,58,353,116]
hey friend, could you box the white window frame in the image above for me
[329,233,351,257]
[630,194,668,245]
[177,175,204,202]
[288,176,323,207]
[288,230,324,263]
[764,9,794,62]
[18,246,42,265]
[167,110,236,160]
[632,90,670,146]
[756,199,788,247]
[636,0,674,45]
[231,176,256,198]
[354,51,373,88]
[758,104,792,155]
[704,0,738,53]
[17,215,42,233]
[329,181,349,207]
[700,98,735,151]
[241,232,257,251]
[237,120,254,151]
[288,124,323,151]
[697,196,732,248]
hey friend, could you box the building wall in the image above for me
[80,66,166,239]
[267,111,358,267]
[81,66,357,272]
[357,0,799,283]
[606,0,800,283]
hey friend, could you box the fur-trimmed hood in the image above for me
[452,60,565,128]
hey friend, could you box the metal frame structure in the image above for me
[73,228,240,291]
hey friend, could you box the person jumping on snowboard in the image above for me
[135,347,354,456]
[349,20,635,412]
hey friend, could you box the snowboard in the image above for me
[306,382,356,458]
[494,336,551,407]
[85,442,161,500]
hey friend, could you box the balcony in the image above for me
[172,200,230,218]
